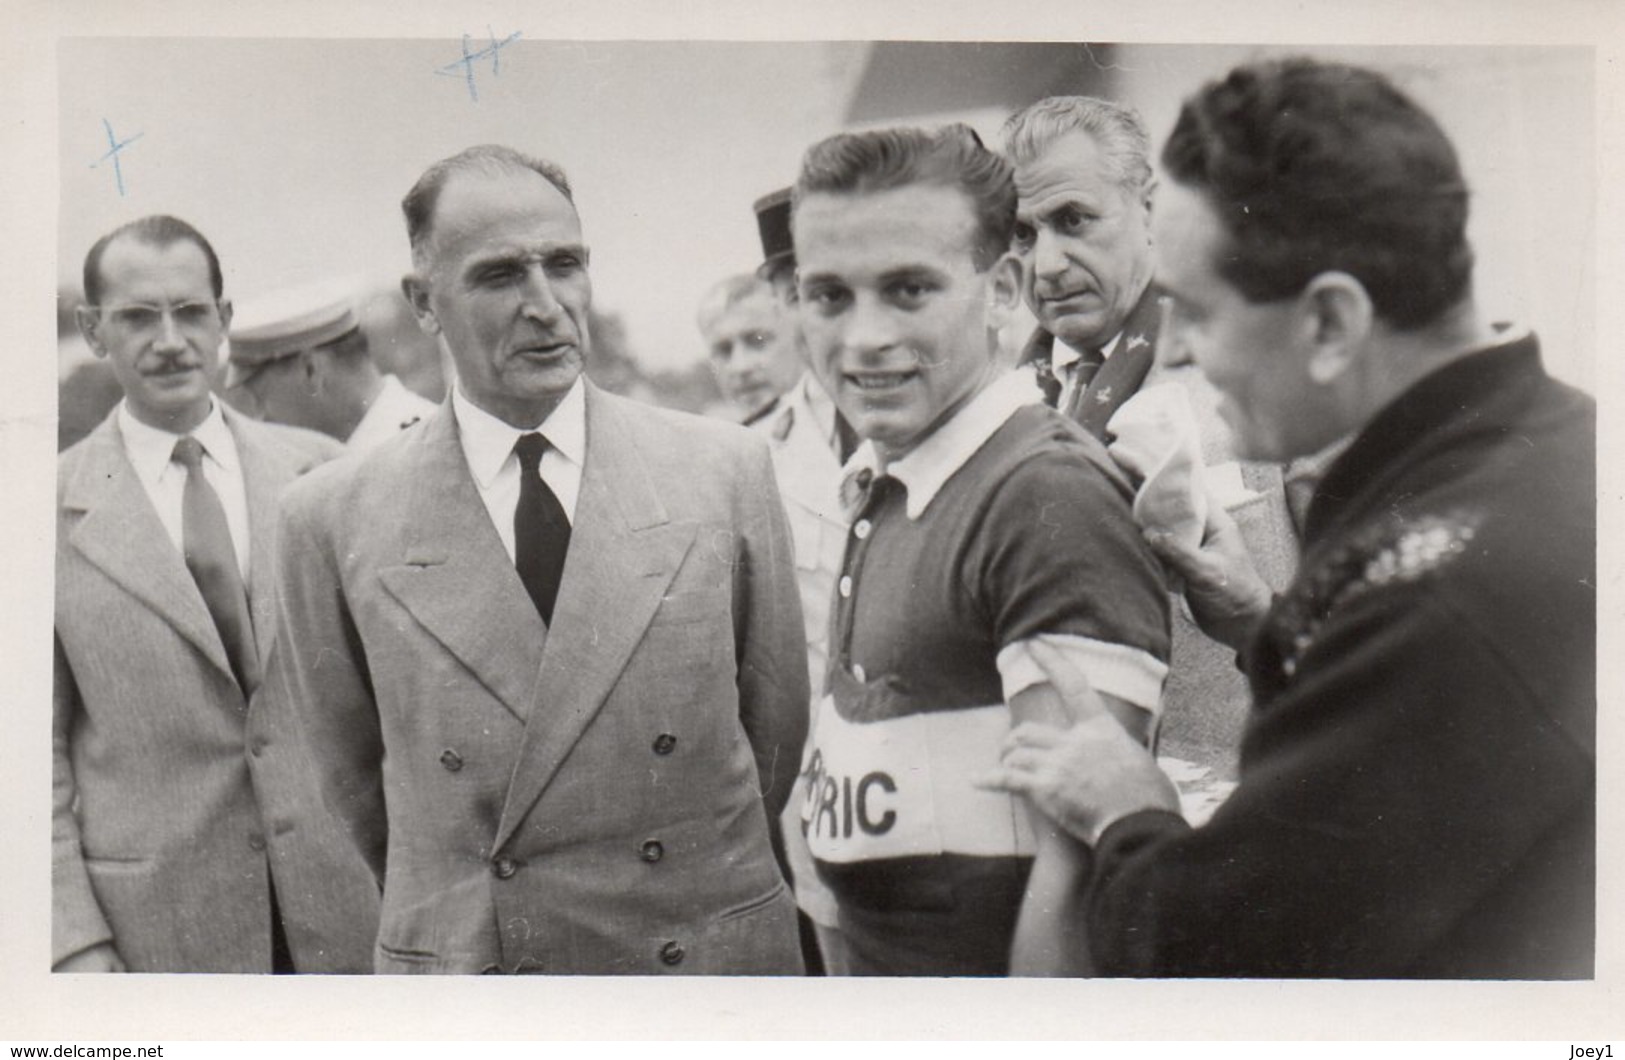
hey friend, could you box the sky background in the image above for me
[59,39,865,371]
[58,38,1596,388]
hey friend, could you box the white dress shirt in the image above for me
[1050,329,1125,413]
[117,399,252,580]
[452,380,586,563]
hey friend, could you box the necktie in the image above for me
[171,436,258,693]
[1061,347,1107,423]
[513,432,571,625]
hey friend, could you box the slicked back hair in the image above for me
[1000,95,1154,195]
[402,144,574,266]
[793,124,1016,272]
[1162,57,1474,330]
[83,215,224,307]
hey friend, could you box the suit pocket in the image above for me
[376,940,440,971]
[651,588,731,627]
[83,854,155,873]
[696,881,801,975]
[714,880,790,923]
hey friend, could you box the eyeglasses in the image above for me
[87,300,222,335]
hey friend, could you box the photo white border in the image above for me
[4,0,1621,1042]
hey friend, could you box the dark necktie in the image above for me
[1061,347,1107,423]
[513,432,571,625]
[171,436,258,693]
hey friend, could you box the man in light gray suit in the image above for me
[55,215,379,972]
[268,145,809,974]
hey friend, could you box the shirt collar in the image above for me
[117,397,238,480]
[1050,330,1123,374]
[797,371,840,446]
[854,369,1041,521]
[452,378,587,490]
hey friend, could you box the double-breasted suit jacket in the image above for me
[54,406,381,972]
[268,380,810,974]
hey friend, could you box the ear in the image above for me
[984,252,1023,328]
[1300,271,1373,384]
[215,297,233,333]
[401,273,440,336]
[1137,177,1157,233]
[74,305,105,357]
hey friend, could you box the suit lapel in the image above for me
[375,402,547,725]
[1078,284,1168,440]
[493,385,695,853]
[61,414,236,682]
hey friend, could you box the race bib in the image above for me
[799,695,1039,864]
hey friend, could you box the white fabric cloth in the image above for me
[117,399,250,580]
[453,379,585,562]
[1106,381,1209,553]
[996,632,1169,715]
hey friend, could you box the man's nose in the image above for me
[1032,227,1069,282]
[518,267,563,323]
[841,295,900,361]
[152,310,186,351]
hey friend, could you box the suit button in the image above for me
[248,834,266,852]
[838,575,853,598]
[652,733,677,755]
[659,940,685,965]
[492,857,517,879]
[640,840,664,863]
[249,736,267,757]
[854,519,872,540]
[439,749,464,772]
[852,663,867,682]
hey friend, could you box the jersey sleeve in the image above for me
[970,444,1171,710]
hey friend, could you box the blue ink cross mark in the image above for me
[436,27,523,103]
[91,119,143,197]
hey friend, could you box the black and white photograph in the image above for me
[3,0,1620,1046]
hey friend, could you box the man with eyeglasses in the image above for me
[54,214,379,972]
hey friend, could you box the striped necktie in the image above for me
[171,436,258,693]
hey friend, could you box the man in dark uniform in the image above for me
[985,58,1595,978]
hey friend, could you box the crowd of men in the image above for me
[53,57,1595,978]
